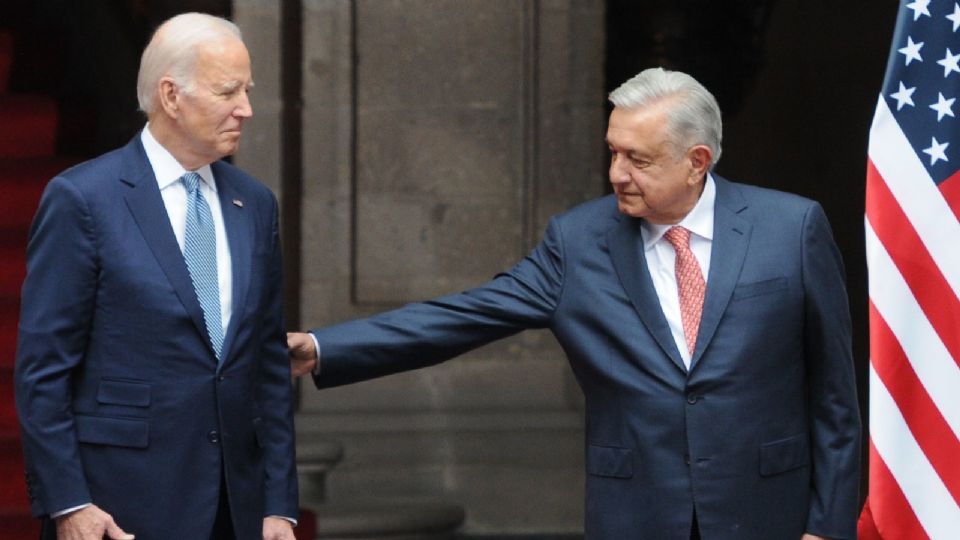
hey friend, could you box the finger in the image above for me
[104,520,135,540]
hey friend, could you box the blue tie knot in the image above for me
[182,172,203,194]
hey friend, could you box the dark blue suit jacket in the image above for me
[311,176,860,540]
[15,135,298,539]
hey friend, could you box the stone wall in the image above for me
[235,0,606,534]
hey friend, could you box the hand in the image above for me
[287,332,318,378]
[262,516,296,540]
[801,534,830,540]
[55,504,134,540]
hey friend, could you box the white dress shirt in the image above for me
[640,174,716,370]
[141,125,233,336]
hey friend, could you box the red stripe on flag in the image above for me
[866,160,960,370]
[858,497,883,540]
[869,302,960,506]
[940,171,960,223]
[867,440,930,540]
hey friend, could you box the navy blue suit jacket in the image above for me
[311,176,860,540]
[15,135,298,539]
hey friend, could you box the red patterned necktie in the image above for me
[664,226,705,357]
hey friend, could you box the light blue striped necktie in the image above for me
[181,172,223,360]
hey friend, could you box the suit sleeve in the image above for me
[14,177,98,516]
[800,203,861,539]
[312,216,566,388]
[256,194,299,519]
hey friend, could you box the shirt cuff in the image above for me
[310,333,321,375]
[51,503,92,518]
[269,515,298,527]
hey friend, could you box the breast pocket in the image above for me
[97,379,151,408]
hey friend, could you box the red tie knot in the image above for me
[664,226,691,249]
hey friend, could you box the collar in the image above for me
[141,124,216,192]
[641,173,716,250]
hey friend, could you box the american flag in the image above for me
[860,0,960,538]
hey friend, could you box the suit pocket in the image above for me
[732,276,787,301]
[75,414,149,448]
[759,434,809,477]
[97,379,151,407]
[586,445,634,479]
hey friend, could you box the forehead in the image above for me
[194,38,251,82]
[606,105,672,152]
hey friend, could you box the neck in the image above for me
[147,117,208,171]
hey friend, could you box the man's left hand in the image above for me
[262,517,295,540]
[801,534,830,540]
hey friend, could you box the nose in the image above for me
[234,90,253,119]
[609,154,629,185]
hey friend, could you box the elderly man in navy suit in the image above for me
[288,67,860,540]
[15,13,298,540]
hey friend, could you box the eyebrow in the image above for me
[217,80,255,92]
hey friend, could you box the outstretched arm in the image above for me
[305,216,568,388]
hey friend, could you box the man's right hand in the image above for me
[287,332,318,378]
[55,505,134,540]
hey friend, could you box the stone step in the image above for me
[297,410,584,535]
[313,499,464,540]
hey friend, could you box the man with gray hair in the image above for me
[288,67,860,539]
[15,12,298,540]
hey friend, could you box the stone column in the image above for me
[232,0,282,196]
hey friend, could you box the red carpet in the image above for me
[0,27,59,539]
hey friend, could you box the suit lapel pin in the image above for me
[233,199,244,208]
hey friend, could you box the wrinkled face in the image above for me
[175,38,253,164]
[606,104,709,224]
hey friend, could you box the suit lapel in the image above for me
[212,162,251,366]
[119,138,214,355]
[606,214,687,373]
[690,177,751,370]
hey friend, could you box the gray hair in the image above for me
[136,13,242,114]
[608,67,723,167]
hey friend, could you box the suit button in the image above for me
[684,453,691,465]
[208,430,220,443]
[686,394,698,404]
[217,375,225,382]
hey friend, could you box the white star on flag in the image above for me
[890,81,917,110]
[899,36,924,65]
[937,47,960,76]
[922,136,949,164]
[907,0,932,21]
[948,3,960,31]
[929,92,955,120]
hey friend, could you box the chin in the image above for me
[218,142,240,156]
[616,202,646,218]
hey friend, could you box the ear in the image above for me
[157,77,181,119]
[686,145,713,180]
